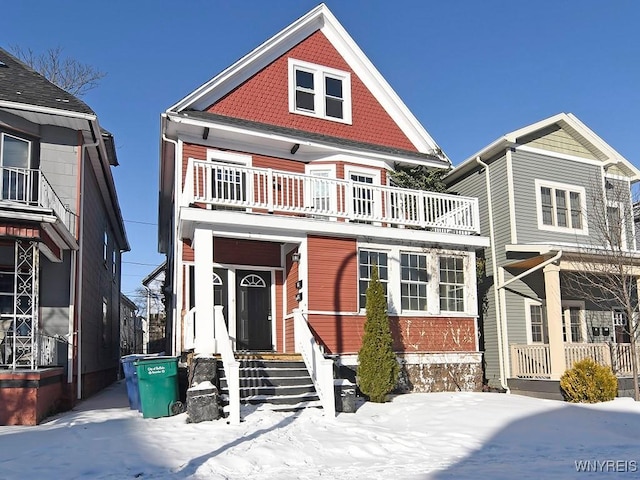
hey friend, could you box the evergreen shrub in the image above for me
[560,358,618,403]
[357,265,399,403]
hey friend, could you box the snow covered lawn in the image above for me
[1,380,639,479]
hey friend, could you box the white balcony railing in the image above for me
[511,343,640,378]
[0,167,76,234]
[183,160,480,234]
[1,331,65,370]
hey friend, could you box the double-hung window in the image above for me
[289,59,352,123]
[400,252,428,311]
[0,132,31,201]
[535,180,586,234]
[439,256,465,312]
[358,250,388,309]
[525,299,546,343]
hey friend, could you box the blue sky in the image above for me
[2,0,639,303]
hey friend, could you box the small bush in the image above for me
[560,358,618,403]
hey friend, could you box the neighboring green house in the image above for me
[446,113,640,398]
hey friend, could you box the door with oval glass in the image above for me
[236,270,271,351]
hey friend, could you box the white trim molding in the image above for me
[534,179,588,236]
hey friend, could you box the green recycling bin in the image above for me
[135,356,181,419]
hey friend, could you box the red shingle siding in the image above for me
[181,143,208,188]
[182,239,194,262]
[207,31,416,151]
[284,317,295,352]
[213,238,281,267]
[391,317,477,352]
[308,315,477,355]
[307,235,358,312]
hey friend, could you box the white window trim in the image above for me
[438,254,467,314]
[344,165,382,223]
[357,247,390,312]
[561,300,586,343]
[206,149,252,166]
[524,298,545,344]
[534,179,588,235]
[288,58,352,124]
[357,242,476,317]
[399,251,430,314]
[606,200,628,251]
[0,132,31,167]
[305,163,337,218]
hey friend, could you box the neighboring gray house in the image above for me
[446,113,640,398]
[141,262,166,354]
[0,47,129,424]
[120,293,141,356]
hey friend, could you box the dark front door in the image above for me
[236,270,271,351]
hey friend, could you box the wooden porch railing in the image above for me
[511,343,640,378]
[182,160,480,235]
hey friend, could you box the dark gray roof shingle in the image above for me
[0,47,94,115]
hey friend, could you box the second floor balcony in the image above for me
[0,167,76,235]
[182,160,480,235]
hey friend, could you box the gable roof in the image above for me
[447,112,640,183]
[166,3,446,161]
[0,47,94,116]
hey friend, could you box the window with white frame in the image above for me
[358,250,388,309]
[0,132,31,201]
[206,150,252,206]
[400,252,428,311]
[535,180,586,234]
[345,165,380,223]
[562,302,585,343]
[288,59,352,123]
[305,164,336,215]
[606,202,627,249]
[526,300,546,343]
[439,256,465,312]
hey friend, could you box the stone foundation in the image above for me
[337,352,483,393]
[397,353,483,393]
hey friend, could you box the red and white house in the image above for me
[159,4,488,418]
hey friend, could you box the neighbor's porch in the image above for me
[510,342,639,379]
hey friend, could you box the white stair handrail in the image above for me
[213,305,240,425]
[293,309,335,417]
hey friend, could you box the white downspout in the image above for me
[162,130,179,355]
[77,134,100,400]
[475,156,509,392]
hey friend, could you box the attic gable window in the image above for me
[288,59,352,124]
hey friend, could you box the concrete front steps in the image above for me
[218,354,322,413]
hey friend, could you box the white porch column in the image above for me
[193,228,216,355]
[544,263,566,379]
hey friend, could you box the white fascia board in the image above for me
[167,113,447,168]
[178,208,489,248]
[168,5,326,112]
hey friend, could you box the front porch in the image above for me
[510,342,639,379]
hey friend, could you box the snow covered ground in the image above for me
[1,381,639,479]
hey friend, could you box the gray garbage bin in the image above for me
[334,379,356,413]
